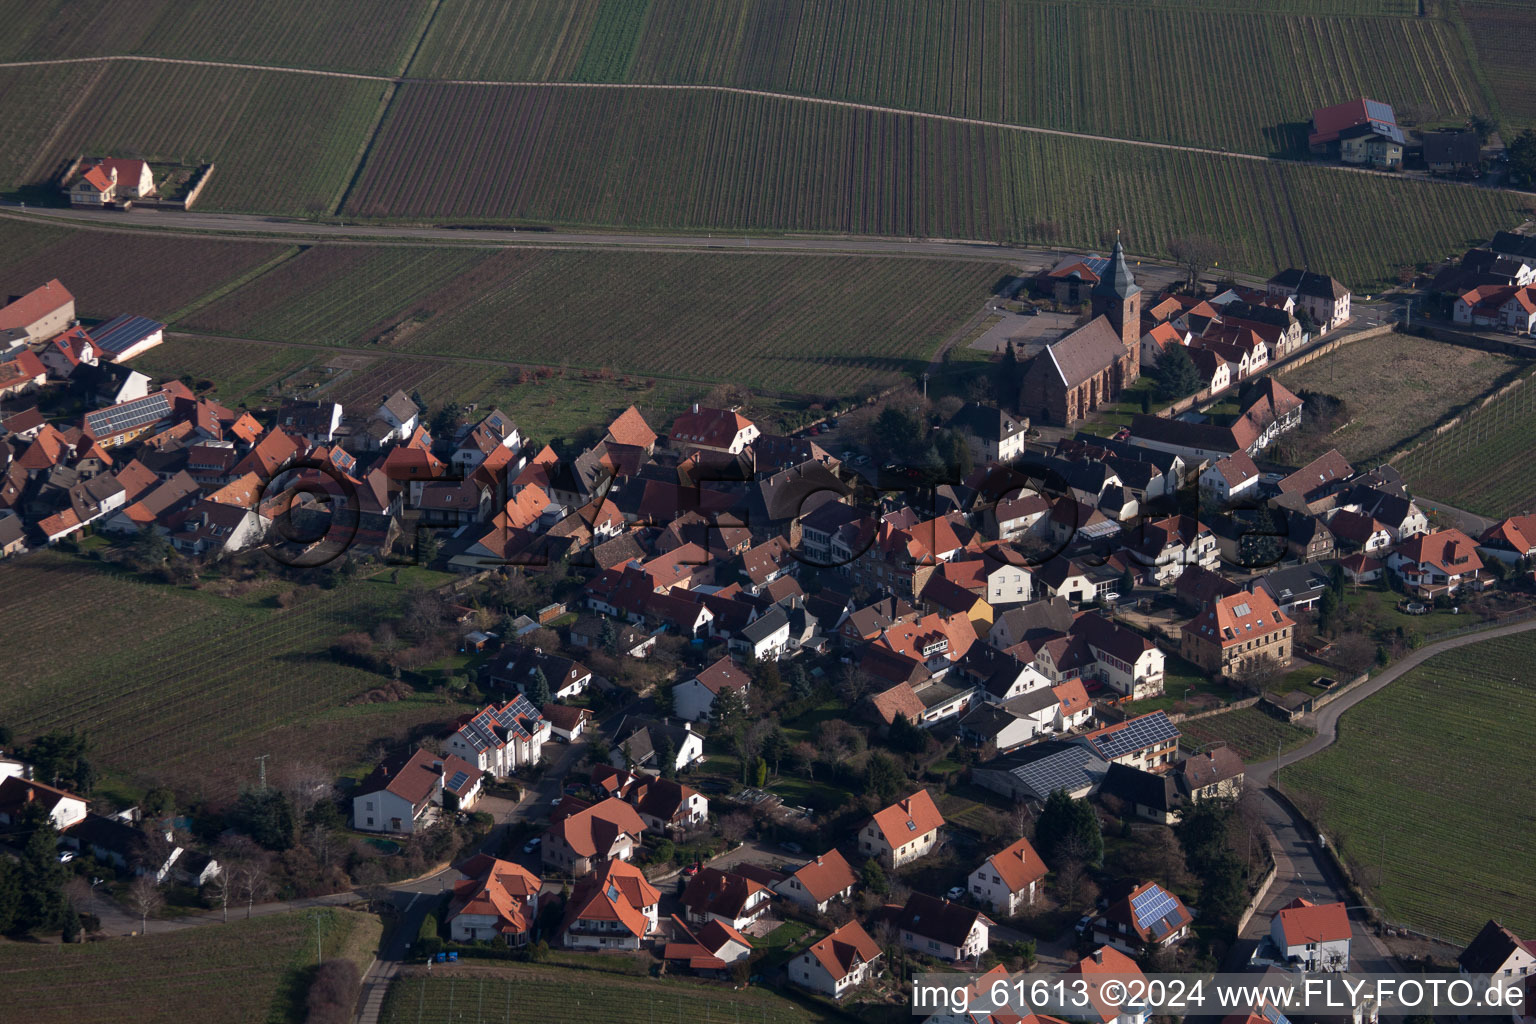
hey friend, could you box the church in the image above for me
[1018,236,1142,426]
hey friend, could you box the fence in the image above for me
[1235,858,1280,934]
[1387,369,1536,469]
[1165,694,1261,725]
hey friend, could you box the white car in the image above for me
[946,886,966,900]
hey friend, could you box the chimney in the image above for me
[380,764,389,778]
[25,787,34,803]
[1092,948,1104,964]
[692,403,699,414]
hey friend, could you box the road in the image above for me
[1416,497,1496,537]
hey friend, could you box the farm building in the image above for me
[69,158,156,205]
[0,280,75,344]
[87,314,165,362]
[1308,98,1403,168]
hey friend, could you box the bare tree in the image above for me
[717,811,752,845]
[305,824,339,869]
[206,866,232,923]
[1229,654,1283,695]
[1052,858,1099,911]
[1168,235,1222,291]
[279,761,334,819]
[128,875,164,935]
[233,860,273,920]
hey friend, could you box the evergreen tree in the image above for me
[231,788,297,851]
[860,858,889,895]
[529,668,552,707]
[712,686,748,735]
[754,758,768,788]
[599,618,619,655]
[656,736,677,780]
[863,752,905,802]
[0,856,20,934]
[1150,344,1205,401]
[22,733,94,793]
[887,713,926,755]
[1034,789,1103,866]
[17,806,69,932]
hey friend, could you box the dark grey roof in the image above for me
[1041,317,1129,388]
[1268,269,1348,300]
[949,403,1025,444]
[1422,129,1480,167]
[1002,687,1059,716]
[739,606,789,643]
[1099,763,1180,814]
[1091,237,1141,301]
[987,740,1108,801]
[1257,564,1330,605]
[1489,231,1536,261]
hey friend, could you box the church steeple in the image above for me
[1090,231,1143,380]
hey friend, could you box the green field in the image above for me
[1178,705,1315,762]
[344,84,1524,287]
[380,966,842,1024]
[0,908,379,1024]
[408,0,1483,156]
[1281,629,1536,941]
[0,0,434,74]
[1396,376,1536,517]
[6,61,388,215]
[1457,2,1536,126]
[0,551,467,796]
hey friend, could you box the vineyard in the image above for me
[1178,706,1313,761]
[0,63,107,198]
[381,967,843,1024]
[15,61,388,215]
[1277,332,1525,460]
[0,219,290,322]
[0,909,378,1024]
[0,552,461,794]
[344,84,1524,287]
[1281,629,1536,942]
[1395,376,1536,517]
[183,245,1002,394]
[1458,2,1536,125]
[131,336,318,408]
[0,0,432,74]
[408,0,1485,156]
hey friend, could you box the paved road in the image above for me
[1416,498,1496,538]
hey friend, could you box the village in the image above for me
[2,180,1534,1024]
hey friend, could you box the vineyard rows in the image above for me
[382,971,840,1024]
[1178,705,1313,761]
[1281,631,1536,941]
[133,337,316,408]
[0,0,431,74]
[0,220,287,321]
[1458,3,1536,125]
[17,60,388,215]
[345,84,1523,287]
[1396,377,1536,518]
[409,0,1483,155]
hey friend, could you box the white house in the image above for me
[680,867,775,932]
[1386,527,1485,597]
[774,849,858,914]
[1458,920,1536,1009]
[894,892,991,962]
[790,921,883,999]
[729,606,791,662]
[452,409,522,473]
[1199,452,1261,506]
[1271,898,1351,972]
[447,855,542,946]
[1070,946,1151,1024]
[983,559,1033,607]
[612,719,705,775]
[968,836,1048,918]
[369,390,420,446]
[1267,269,1351,333]
[858,789,945,869]
[668,405,759,454]
[560,859,660,949]
[445,696,549,777]
[1093,881,1193,953]
[0,777,88,831]
[352,749,481,834]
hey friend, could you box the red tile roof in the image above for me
[805,920,882,983]
[789,849,857,904]
[986,836,1049,894]
[1276,897,1351,945]
[868,789,945,848]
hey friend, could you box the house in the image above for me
[774,849,858,914]
[0,512,25,559]
[610,718,704,775]
[40,326,97,379]
[57,813,182,883]
[1175,746,1246,802]
[1423,128,1482,175]
[1275,449,1353,507]
[0,350,47,398]
[1267,269,1351,332]
[1336,552,1383,584]
[1387,527,1485,597]
[352,749,482,833]
[662,915,753,975]
[672,656,750,722]
[680,867,774,931]
[1480,515,1536,563]
[82,387,183,448]
[542,797,647,877]
[948,402,1028,463]
[541,703,593,743]
[972,740,1109,803]
[83,158,156,200]
[365,390,420,448]
[669,405,759,454]
[858,789,945,868]
[1078,711,1181,773]
[789,920,883,999]
[1093,881,1193,952]
[484,647,592,699]
[1069,946,1151,1024]
[0,279,74,342]
[893,891,991,963]
[731,605,791,662]
[0,776,88,831]
[452,409,521,473]
[1458,920,1536,999]
[559,858,660,949]
[1326,509,1393,555]
[1200,452,1261,506]
[445,695,550,777]
[1255,564,1331,615]
[605,405,658,452]
[1139,320,1189,368]
[1270,898,1351,972]
[1181,588,1294,677]
[1098,763,1182,824]
[968,836,1048,917]
[1309,98,1402,167]
[959,690,1059,751]
[446,854,542,945]
[86,315,165,363]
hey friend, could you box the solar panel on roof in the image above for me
[87,392,171,436]
[1131,884,1176,930]
[1011,749,1092,798]
[446,771,469,790]
[1094,712,1178,760]
[87,314,164,355]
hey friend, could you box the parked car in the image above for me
[523,837,541,853]
[781,841,803,854]
[946,886,966,900]
[1074,914,1093,935]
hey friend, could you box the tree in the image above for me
[128,875,164,935]
[429,401,464,439]
[305,959,363,1024]
[0,857,18,934]
[887,713,926,755]
[130,524,171,568]
[711,686,748,735]
[1034,790,1103,867]
[860,858,889,895]
[791,741,818,780]
[232,860,273,920]
[1229,654,1283,695]
[21,732,95,793]
[863,752,905,802]
[141,786,176,819]
[717,812,752,844]
[17,805,69,932]
[871,406,925,466]
[1317,588,1340,637]
[1467,115,1498,145]
[1507,128,1536,187]
[415,528,440,566]
[206,867,233,923]
[61,903,83,943]
[656,735,677,780]
[1119,566,1137,599]
[232,789,297,851]
[1051,858,1099,911]
[754,757,768,788]
[599,617,619,655]
[1150,343,1205,401]
[528,668,552,707]
[1168,235,1221,290]
[762,727,791,777]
